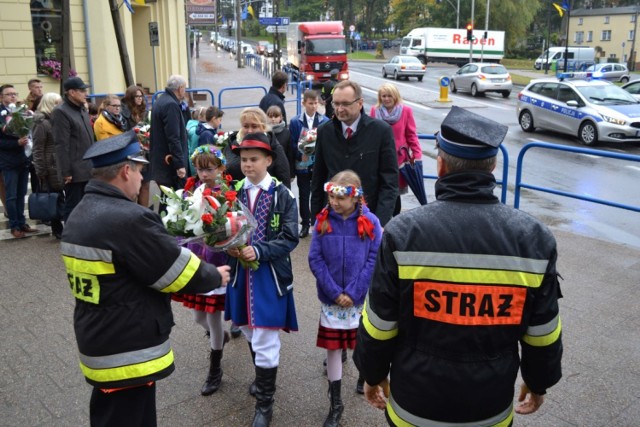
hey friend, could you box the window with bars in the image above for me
[30,0,64,77]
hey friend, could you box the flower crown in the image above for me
[191,145,226,166]
[323,182,363,197]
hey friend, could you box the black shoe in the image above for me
[230,323,242,338]
[324,380,344,427]
[299,225,310,238]
[201,349,223,396]
[252,366,277,427]
[356,376,365,394]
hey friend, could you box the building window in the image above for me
[575,31,584,44]
[587,31,593,42]
[601,30,611,41]
[632,15,637,23]
[630,30,635,41]
[604,16,609,24]
[30,0,64,75]
[578,18,583,25]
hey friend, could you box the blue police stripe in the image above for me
[519,94,603,123]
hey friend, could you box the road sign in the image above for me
[266,25,287,34]
[259,17,289,26]
[149,22,159,47]
[190,13,214,20]
[349,24,355,32]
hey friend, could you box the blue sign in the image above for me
[259,17,290,26]
[440,77,450,87]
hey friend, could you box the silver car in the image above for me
[517,77,640,146]
[451,63,513,98]
[585,63,630,83]
[621,80,640,101]
[382,56,426,82]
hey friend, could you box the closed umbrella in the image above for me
[398,147,427,205]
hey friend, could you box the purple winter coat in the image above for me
[308,204,382,305]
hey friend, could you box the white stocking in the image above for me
[326,349,343,382]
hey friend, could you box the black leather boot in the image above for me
[201,349,223,395]
[248,341,257,396]
[252,366,277,427]
[356,375,365,394]
[323,380,344,427]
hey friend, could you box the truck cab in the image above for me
[286,21,349,84]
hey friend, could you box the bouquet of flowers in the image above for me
[298,128,317,156]
[159,175,259,269]
[214,131,233,149]
[38,59,77,80]
[133,121,151,151]
[1,103,34,138]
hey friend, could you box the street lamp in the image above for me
[437,0,460,29]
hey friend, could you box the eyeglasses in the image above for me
[134,95,144,99]
[331,98,361,108]
[2,92,18,97]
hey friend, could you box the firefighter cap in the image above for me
[83,130,149,168]
[436,106,507,160]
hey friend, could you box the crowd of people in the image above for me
[1,70,563,427]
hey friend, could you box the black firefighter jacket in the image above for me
[61,180,225,389]
[354,171,563,426]
[311,113,398,226]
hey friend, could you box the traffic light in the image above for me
[466,24,473,41]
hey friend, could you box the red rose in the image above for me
[144,132,150,138]
[184,177,196,192]
[201,213,214,225]
[218,131,225,136]
[203,188,212,196]
[225,174,233,185]
[134,127,140,134]
[225,190,237,203]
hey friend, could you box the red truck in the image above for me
[285,21,349,84]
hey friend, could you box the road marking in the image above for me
[360,86,433,112]
[579,154,601,159]
[627,165,640,172]
[350,69,513,111]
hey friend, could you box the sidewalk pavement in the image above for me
[1,43,639,426]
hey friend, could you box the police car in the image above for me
[516,73,640,146]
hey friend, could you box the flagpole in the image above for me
[563,0,571,72]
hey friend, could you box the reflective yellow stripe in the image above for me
[387,394,514,426]
[398,266,544,288]
[80,349,174,383]
[523,317,562,347]
[62,256,115,275]
[362,302,398,341]
[162,252,201,293]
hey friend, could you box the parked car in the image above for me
[517,77,640,146]
[585,63,630,83]
[621,80,640,101]
[256,40,270,55]
[239,42,254,55]
[264,43,275,57]
[451,63,513,98]
[382,55,426,81]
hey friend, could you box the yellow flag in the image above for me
[134,0,145,4]
[553,3,565,17]
[248,4,256,18]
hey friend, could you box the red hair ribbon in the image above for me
[315,207,332,234]
[357,215,375,240]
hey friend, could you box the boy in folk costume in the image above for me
[308,170,383,427]
[224,132,299,427]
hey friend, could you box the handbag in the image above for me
[28,186,60,221]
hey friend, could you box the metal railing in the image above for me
[151,88,215,107]
[417,133,510,204]
[514,141,640,212]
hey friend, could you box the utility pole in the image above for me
[468,0,475,63]
[236,0,243,68]
[60,0,71,95]
[108,0,135,87]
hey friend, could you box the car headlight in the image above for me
[601,114,626,125]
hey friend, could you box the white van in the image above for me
[534,47,595,70]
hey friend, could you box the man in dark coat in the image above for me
[321,69,339,119]
[259,71,288,125]
[311,80,398,226]
[150,75,188,189]
[52,77,94,221]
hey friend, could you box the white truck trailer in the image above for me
[400,27,505,65]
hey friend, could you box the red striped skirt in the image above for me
[171,293,225,313]
[316,324,357,350]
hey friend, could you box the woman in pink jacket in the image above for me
[370,83,422,216]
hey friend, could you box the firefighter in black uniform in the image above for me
[321,69,339,119]
[61,131,231,427]
[354,106,563,426]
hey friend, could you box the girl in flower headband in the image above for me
[308,170,383,426]
[172,144,231,397]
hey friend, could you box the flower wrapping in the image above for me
[159,177,257,254]
[1,104,34,138]
[297,128,317,156]
[214,131,233,149]
[133,121,151,151]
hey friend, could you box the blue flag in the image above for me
[241,4,248,20]
[123,0,134,14]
